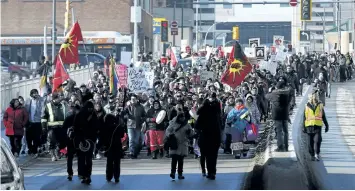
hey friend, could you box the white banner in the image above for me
[259,60,278,75]
[128,67,154,93]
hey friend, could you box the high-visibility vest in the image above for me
[41,103,66,126]
[304,103,323,127]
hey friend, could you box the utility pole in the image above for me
[337,2,341,52]
[173,1,176,46]
[52,0,56,73]
[181,2,184,40]
[195,0,199,51]
[133,0,138,64]
[44,26,48,58]
[323,7,325,52]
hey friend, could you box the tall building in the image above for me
[193,0,216,49]
[214,0,295,48]
[304,2,336,51]
[0,0,153,63]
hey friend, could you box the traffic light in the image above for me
[300,0,312,21]
[232,26,239,40]
[64,0,71,29]
[161,21,168,42]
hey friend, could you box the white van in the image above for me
[1,138,25,190]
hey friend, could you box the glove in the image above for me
[41,122,47,132]
[152,118,156,122]
[303,128,307,133]
[325,126,329,133]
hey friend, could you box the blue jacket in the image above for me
[226,106,250,132]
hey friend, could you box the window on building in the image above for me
[243,4,252,8]
[316,40,323,43]
[312,12,334,17]
[314,21,333,26]
[223,0,232,9]
[196,32,214,40]
[280,3,290,7]
[195,20,215,26]
[194,8,215,13]
[315,31,324,35]
[313,3,333,7]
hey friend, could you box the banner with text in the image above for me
[128,67,154,93]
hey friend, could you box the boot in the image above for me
[178,173,185,180]
[159,148,164,158]
[152,150,158,159]
[170,172,175,180]
[50,150,57,162]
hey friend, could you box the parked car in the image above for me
[1,57,32,83]
[1,138,25,190]
[67,53,106,70]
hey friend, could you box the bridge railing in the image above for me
[0,66,94,112]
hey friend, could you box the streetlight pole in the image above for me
[133,0,138,64]
[51,0,56,73]
[173,1,176,46]
[181,2,184,40]
[204,22,225,46]
[195,0,199,51]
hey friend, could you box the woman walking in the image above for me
[165,112,193,180]
[3,98,29,157]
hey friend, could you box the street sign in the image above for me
[171,21,178,35]
[299,30,310,41]
[299,30,311,47]
[289,0,297,7]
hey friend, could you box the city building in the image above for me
[214,0,295,49]
[193,0,216,49]
[0,0,153,63]
[153,0,194,51]
[304,2,336,51]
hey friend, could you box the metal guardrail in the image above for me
[0,66,94,112]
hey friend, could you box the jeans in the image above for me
[308,132,322,156]
[128,128,142,156]
[66,141,76,176]
[274,120,289,149]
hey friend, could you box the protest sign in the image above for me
[200,71,214,81]
[128,67,154,93]
[120,51,132,66]
[115,64,128,88]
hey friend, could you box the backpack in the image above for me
[164,124,184,150]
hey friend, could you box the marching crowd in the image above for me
[3,47,354,184]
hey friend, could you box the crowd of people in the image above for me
[3,47,354,184]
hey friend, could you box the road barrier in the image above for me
[0,66,94,112]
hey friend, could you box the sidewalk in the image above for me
[303,82,355,190]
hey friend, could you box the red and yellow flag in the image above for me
[220,41,252,89]
[58,22,83,64]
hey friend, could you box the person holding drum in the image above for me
[146,100,168,159]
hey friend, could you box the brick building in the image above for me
[0,0,153,63]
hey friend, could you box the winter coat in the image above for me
[245,94,261,125]
[266,88,291,120]
[25,97,45,123]
[165,117,193,156]
[223,104,235,134]
[124,103,146,129]
[146,108,167,131]
[195,100,222,154]
[99,114,125,153]
[3,106,29,136]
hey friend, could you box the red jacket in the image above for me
[3,106,28,136]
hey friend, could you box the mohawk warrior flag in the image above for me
[220,41,252,89]
[58,22,83,64]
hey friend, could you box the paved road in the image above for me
[22,152,255,190]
